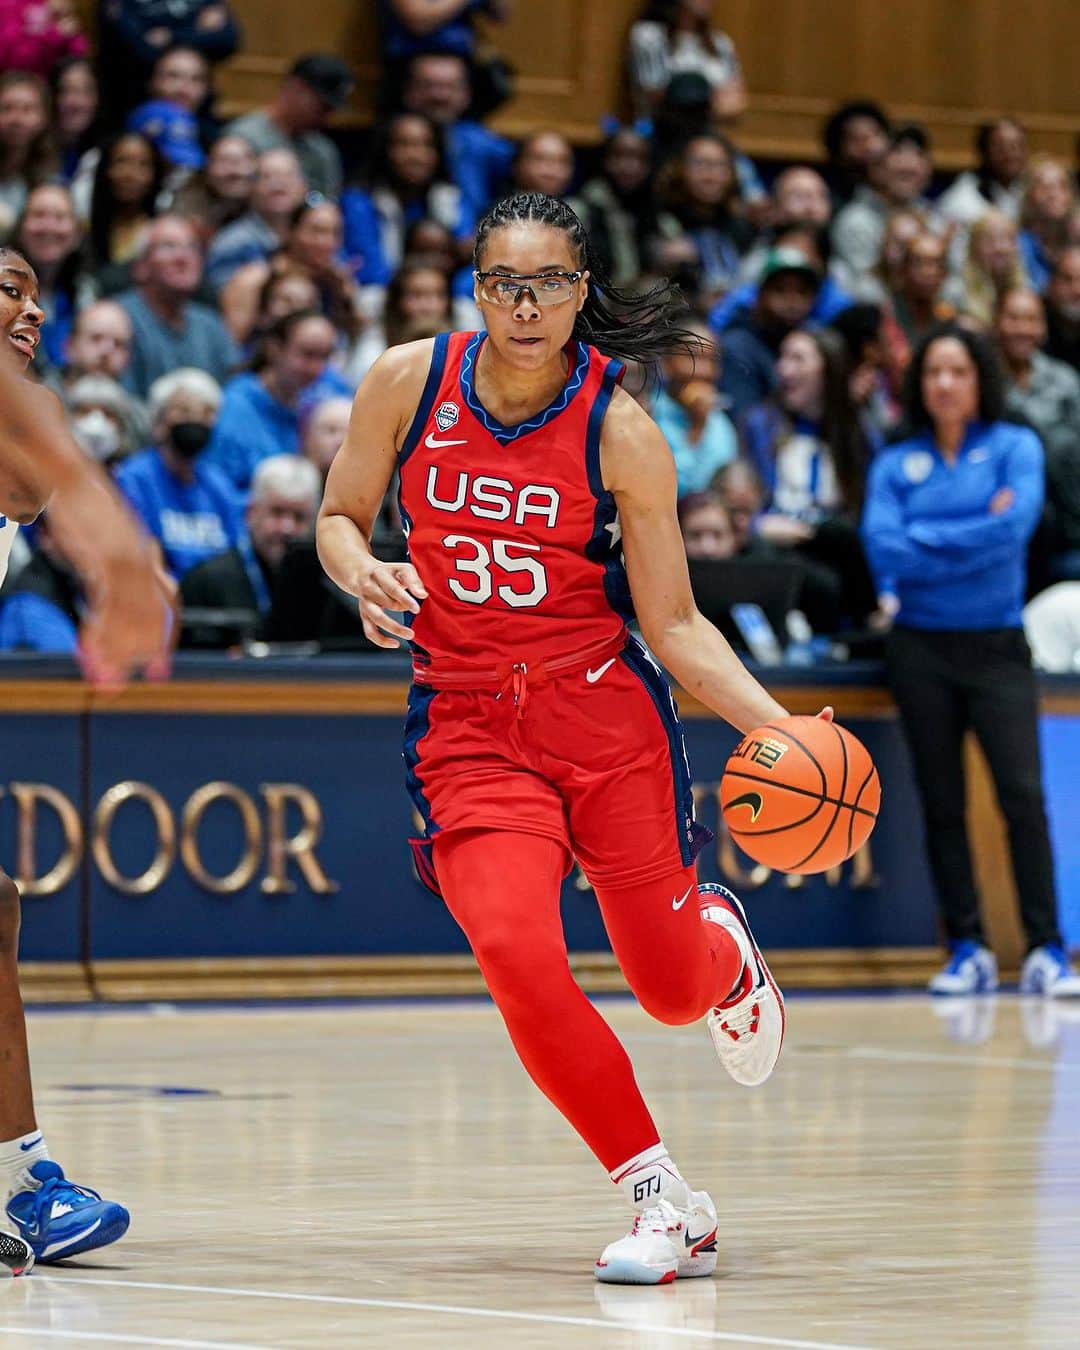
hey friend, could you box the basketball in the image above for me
[720,716,880,874]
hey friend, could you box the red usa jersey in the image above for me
[397,331,633,667]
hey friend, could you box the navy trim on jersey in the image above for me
[403,682,440,835]
[620,637,712,866]
[584,355,634,623]
[459,333,590,445]
[399,332,451,465]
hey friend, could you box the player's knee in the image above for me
[0,873,22,954]
[632,980,704,1028]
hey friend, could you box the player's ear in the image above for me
[472,270,482,307]
[577,269,590,313]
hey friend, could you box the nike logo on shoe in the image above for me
[18,1137,43,1152]
[671,885,693,911]
[685,1226,718,1255]
[424,432,467,449]
[50,1201,74,1219]
[586,659,616,684]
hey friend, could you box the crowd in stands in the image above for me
[0,0,1077,670]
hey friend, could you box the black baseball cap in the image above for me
[290,54,355,110]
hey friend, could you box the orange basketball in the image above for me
[720,716,880,874]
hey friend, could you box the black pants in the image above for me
[885,626,1062,951]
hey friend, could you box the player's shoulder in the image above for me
[598,384,676,492]
[21,379,63,420]
[363,337,444,404]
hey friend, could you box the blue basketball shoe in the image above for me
[6,1161,129,1263]
[928,940,998,995]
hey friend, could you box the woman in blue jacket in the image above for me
[862,323,1079,997]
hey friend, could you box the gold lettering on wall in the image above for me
[260,784,339,895]
[92,782,176,895]
[8,783,83,896]
[180,783,262,894]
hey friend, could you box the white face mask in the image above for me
[73,409,121,461]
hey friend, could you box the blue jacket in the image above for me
[861,420,1044,630]
[652,389,737,497]
[708,275,854,334]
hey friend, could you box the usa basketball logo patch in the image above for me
[435,401,460,432]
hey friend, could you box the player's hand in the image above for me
[78,545,175,690]
[357,559,428,649]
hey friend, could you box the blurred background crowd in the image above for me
[0,0,1078,673]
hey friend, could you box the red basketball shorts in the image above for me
[404,637,712,895]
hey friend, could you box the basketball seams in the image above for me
[758,721,828,796]
[846,761,879,857]
[788,725,848,872]
[720,768,878,820]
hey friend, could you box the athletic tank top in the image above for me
[397,331,633,668]
[0,514,18,587]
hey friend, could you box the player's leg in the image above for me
[433,827,714,1284]
[0,870,130,1262]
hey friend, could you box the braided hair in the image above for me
[473,191,702,367]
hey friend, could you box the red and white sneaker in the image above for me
[594,1190,717,1285]
[0,1228,34,1276]
[700,882,785,1087]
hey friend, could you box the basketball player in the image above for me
[0,247,171,1274]
[319,193,829,1284]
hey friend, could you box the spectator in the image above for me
[851,206,927,307]
[652,130,752,304]
[146,44,210,119]
[627,0,747,122]
[50,56,98,184]
[652,320,735,497]
[0,0,87,80]
[11,183,86,369]
[862,322,1080,996]
[206,309,339,491]
[511,129,575,200]
[831,124,936,289]
[821,98,890,204]
[401,51,515,220]
[677,491,737,560]
[883,231,955,358]
[996,287,1080,581]
[714,458,765,553]
[173,132,257,241]
[126,104,204,182]
[399,215,479,317]
[249,266,321,335]
[829,300,900,439]
[1045,246,1080,372]
[87,131,166,280]
[1024,583,1080,672]
[648,68,763,210]
[65,372,145,466]
[380,0,510,64]
[711,221,852,333]
[205,145,307,290]
[52,298,133,390]
[301,394,352,483]
[955,209,1026,328]
[567,126,656,290]
[97,0,239,127]
[346,257,452,382]
[220,199,359,346]
[0,512,83,654]
[740,326,876,628]
[937,118,1029,229]
[114,366,238,579]
[225,53,351,200]
[733,165,833,286]
[1018,155,1077,293]
[180,452,321,646]
[0,71,58,234]
[719,247,820,419]
[116,213,238,398]
[342,113,472,288]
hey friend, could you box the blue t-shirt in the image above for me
[0,593,78,653]
[115,446,240,580]
[861,420,1044,630]
[652,389,737,497]
[203,373,300,493]
[117,290,240,400]
[445,121,516,218]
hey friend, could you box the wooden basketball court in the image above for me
[1,993,1076,1348]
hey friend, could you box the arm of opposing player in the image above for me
[603,392,790,735]
[316,341,432,648]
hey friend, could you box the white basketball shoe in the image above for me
[699,883,785,1087]
[594,1186,718,1285]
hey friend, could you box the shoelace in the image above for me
[26,1176,102,1231]
[712,978,761,1045]
[631,1201,682,1236]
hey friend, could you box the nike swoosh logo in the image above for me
[18,1136,43,1151]
[671,885,693,911]
[727,791,763,822]
[586,658,616,684]
[685,1226,717,1251]
[39,1217,101,1261]
[425,432,467,449]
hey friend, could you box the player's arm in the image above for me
[316,341,432,649]
[0,364,171,683]
[602,390,793,735]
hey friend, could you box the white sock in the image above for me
[0,1130,49,1200]
[610,1142,689,1210]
